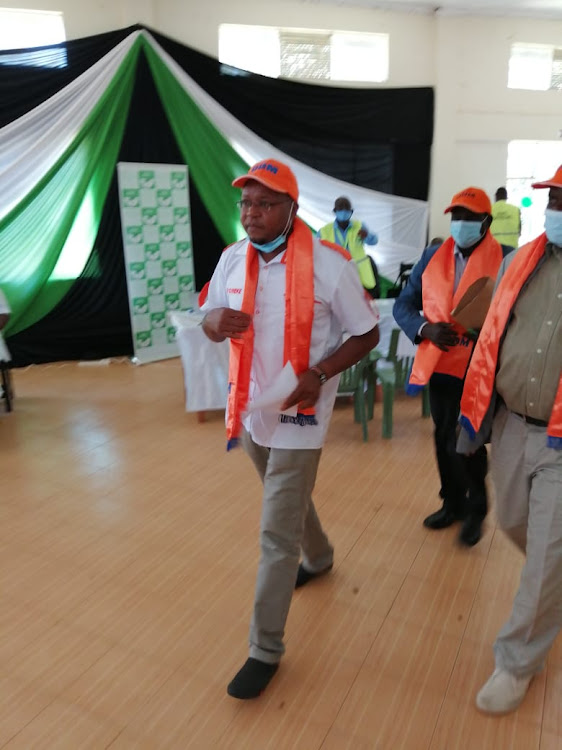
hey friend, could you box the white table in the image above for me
[375,298,417,360]
[169,311,229,416]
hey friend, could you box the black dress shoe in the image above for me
[423,507,459,530]
[295,562,333,589]
[227,658,279,699]
[459,517,483,547]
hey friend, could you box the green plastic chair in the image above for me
[337,355,375,442]
[371,328,430,439]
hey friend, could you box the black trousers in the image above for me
[429,373,488,520]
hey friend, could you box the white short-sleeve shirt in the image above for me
[203,234,379,449]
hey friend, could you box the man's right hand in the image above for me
[202,307,251,342]
[420,322,459,352]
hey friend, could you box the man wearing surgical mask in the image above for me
[393,187,509,546]
[318,196,380,296]
[459,166,562,715]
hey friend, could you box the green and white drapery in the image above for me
[0,29,428,337]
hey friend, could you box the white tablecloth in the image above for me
[169,299,416,413]
[169,311,229,412]
[0,333,10,362]
[375,298,417,360]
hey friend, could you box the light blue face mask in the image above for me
[450,219,485,249]
[544,208,562,247]
[335,209,353,223]
[251,201,294,253]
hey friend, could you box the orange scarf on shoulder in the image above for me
[226,217,319,449]
[460,233,562,449]
[408,233,503,390]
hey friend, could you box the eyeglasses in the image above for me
[236,199,290,213]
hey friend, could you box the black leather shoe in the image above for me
[295,562,333,589]
[227,658,279,699]
[423,507,459,530]
[459,517,483,547]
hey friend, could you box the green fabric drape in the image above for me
[0,38,142,335]
[143,40,248,247]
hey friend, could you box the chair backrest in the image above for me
[337,355,369,393]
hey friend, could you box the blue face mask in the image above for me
[335,209,353,223]
[450,219,485,249]
[544,208,562,247]
[251,234,287,253]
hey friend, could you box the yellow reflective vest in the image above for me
[490,201,521,248]
[319,220,376,290]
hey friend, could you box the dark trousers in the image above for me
[429,373,488,521]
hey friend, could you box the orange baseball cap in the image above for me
[232,159,299,202]
[444,187,492,216]
[531,165,562,189]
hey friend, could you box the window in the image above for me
[508,43,562,91]
[219,24,389,83]
[0,7,66,68]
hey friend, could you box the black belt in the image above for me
[513,412,548,428]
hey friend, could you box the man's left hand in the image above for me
[358,228,368,240]
[281,369,322,411]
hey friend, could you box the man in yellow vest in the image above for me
[318,197,379,296]
[490,187,521,251]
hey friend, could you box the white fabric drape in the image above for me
[0,31,141,222]
[144,32,429,280]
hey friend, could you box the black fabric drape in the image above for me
[0,25,141,127]
[7,49,225,366]
[150,28,433,200]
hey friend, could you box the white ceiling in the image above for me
[290,0,562,20]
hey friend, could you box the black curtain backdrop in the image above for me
[3,25,433,365]
[152,28,433,199]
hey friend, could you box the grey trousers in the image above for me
[491,406,562,678]
[241,428,334,664]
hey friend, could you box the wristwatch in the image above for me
[309,365,328,384]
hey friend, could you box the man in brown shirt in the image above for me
[459,165,562,715]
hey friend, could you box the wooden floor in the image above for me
[0,359,560,750]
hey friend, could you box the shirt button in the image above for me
[546,320,552,325]
[529,402,534,407]
[537,349,542,354]
[530,377,536,382]
[558,293,562,299]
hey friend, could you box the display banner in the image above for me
[117,162,196,364]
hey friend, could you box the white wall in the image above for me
[8,0,562,242]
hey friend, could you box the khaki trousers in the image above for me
[491,406,562,677]
[241,428,334,664]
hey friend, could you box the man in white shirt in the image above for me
[202,159,379,699]
[0,288,10,332]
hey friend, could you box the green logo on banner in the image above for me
[165,293,180,310]
[144,243,161,261]
[159,225,175,242]
[147,278,164,295]
[129,262,146,280]
[179,275,194,292]
[151,312,166,329]
[132,297,149,314]
[173,207,189,224]
[123,189,140,207]
[139,170,155,188]
[171,172,187,189]
[162,260,177,277]
[157,189,172,207]
[141,208,158,225]
[126,226,143,244]
[176,241,192,258]
[136,331,152,348]
[167,326,177,343]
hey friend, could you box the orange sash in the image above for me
[460,233,562,449]
[408,233,503,389]
[226,217,334,449]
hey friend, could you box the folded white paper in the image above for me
[246,362,299,416]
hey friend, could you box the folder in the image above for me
[451,276,495,331]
